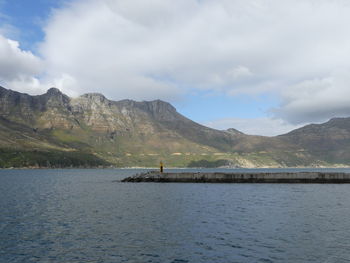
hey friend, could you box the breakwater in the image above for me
[122,171,350,183]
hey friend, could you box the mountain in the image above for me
[0,86,348,168]
[279,117,350,164]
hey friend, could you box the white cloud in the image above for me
[0,34,45,94]
[0,36,42,80]
[205,117,302,136]
[37,0,350,101]
[37,0,283,98]
[273,69,350,124]
[2,0,350,129]
[228,66,253,80]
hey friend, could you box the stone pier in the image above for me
[122,171,350,183]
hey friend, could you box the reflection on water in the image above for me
[1,168,350,262]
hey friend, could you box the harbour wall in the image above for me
[122,171,350,183]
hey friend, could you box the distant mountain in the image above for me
[0,86,349,168]
[279,117,350,164]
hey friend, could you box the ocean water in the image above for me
[1,168,350,263]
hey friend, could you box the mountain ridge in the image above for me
[0,86,349,168]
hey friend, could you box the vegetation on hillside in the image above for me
[187,159,230,168]
[0,149,110,168]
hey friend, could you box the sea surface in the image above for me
[2,168,350,263]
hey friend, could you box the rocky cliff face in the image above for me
[0,87,243,151]
[0,87,72,128]
[0,87,165,132]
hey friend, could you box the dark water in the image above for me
[2,168,350,263]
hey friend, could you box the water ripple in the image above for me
[2,169,350,262]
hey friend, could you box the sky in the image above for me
[1,0,350,136]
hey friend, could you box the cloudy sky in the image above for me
[1,0,350,136]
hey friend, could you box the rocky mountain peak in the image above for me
[80,93,107,103]
[0,86,7,93]
[114,99,178,121]
[46,87,62,96]
[42,87,70,108]
[138,99,178,121]
[143,99,176,113]
[226,128,244,135]
[326,117,350,128]
[147,99,176,112]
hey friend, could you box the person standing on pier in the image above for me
[160,161,163,173]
